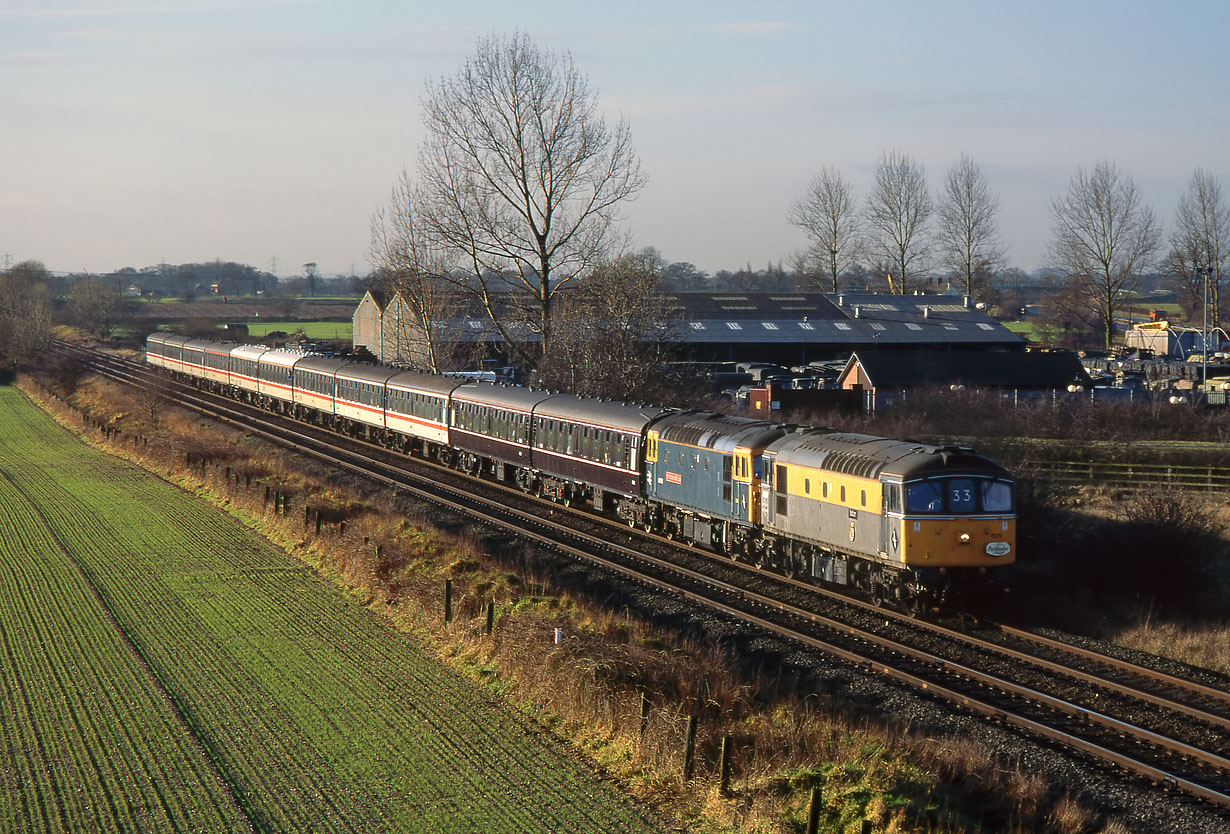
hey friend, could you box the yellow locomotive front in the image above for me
[888,475,1015,568]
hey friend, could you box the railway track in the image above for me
[47,341,1230,818]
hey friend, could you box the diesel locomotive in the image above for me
[146,334,1016,610]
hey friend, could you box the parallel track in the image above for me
[46,341,1230,814]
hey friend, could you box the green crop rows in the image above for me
[0,387,657,833]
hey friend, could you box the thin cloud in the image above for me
[705,22,791,35]
[0,1,315,17]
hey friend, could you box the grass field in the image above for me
[245,320,352,340]
[0,386,657,833]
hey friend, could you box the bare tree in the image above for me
[1048,160,1160,348]
[0,260,52,363]
[541,248,682,402]
[1164,168,1228,330]
[370,169,466,372]
[417,32,646,371]
[68,275,122,340]
[302,262,318,298]
[787,166,862,293]
[934,154,1005,297]
[864,150,932,294]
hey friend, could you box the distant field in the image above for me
[1003,320,1040,341]
[0,387,656,833]
[245,320,352,339]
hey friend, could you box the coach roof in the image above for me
[451,381,555,413]
[533,397,669,434]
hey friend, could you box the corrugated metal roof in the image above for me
[367,291,1024,349]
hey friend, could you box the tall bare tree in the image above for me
[935,154,1005,297]
[417,32,645,371]
[864,150,932,294]
[1048,160,1160,348]
[370,169,464,372]
[787,166,862,293]
[1164,167,1228,330]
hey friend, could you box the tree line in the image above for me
[789,155,1227,349]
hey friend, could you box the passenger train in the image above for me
[146,334,1016,610]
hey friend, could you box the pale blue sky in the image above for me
[2,0,1226,277]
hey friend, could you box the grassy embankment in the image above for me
[13,362,1140,834]
[0,384,661,833]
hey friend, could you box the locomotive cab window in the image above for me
[905,481,944,513]
[981,480,1013,512]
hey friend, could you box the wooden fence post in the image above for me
[805,786,822,834]
[683,715,698,781]
[719,736,732,796]
[485,600,494,635]
[444,578,453,624]
[639,692,650,733]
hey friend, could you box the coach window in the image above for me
[860,489,866,507]
[804,478,810,495]
[840,485,846,503]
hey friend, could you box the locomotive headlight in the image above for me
[958,532,971,544]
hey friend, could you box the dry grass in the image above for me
[1104,618,1230,676]
[23,370,1134,834]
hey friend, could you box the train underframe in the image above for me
[184,374,988,613]
[611,497,953,613]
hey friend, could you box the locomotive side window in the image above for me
[948,479,976,512]
[981,480,1013,511]
[886,485,902,513]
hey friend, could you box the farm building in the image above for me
[837,349,1092,411]
[352,290,430,365]
[1121,321,1208,359]
[352,290,1025,370]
